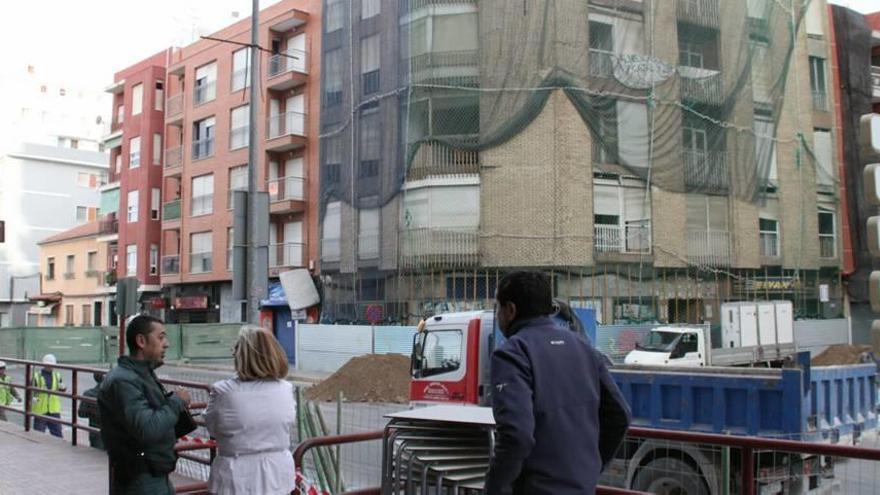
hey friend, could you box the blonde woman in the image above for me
[205,325,296,495]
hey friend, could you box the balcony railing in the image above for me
[267,111,306,139]
[589,49,614,78]
[759,232,779,258]
[680,67,723,106]
[267,176,305,202]
[230,125,249,150]
[268,50,308,77]
[407,139,480,181]
[677,0,720,28]
[166,93,184,119]
[683,150,729,192]
[98,214,118,236]
[871,66,880,101]
[190,252,213,274]
[165,146,182,168]
[191,194,213,217]
[819,235,836,259]
[811,90,828,111]
[321,238,341,262]
[358,234,380,260]
[269,242,305,268]
[194,82,216,106]
[192,137,215,161]
[403,0,478,12]
[400,228,479,269]
[409,50,479,75]
[162,255,180,275]
[687,230,731,267]
[594,224,651,254]
[163,200,181,221]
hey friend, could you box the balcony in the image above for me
[399,228,479,269]
[872,66,880,103]
[268,176,306,215]
[166,94,184,124]
[594,224,651,255]
[409,50,479,86]
[406,139,480,181]
[269,242,305,269]
[812,90,828,112]
[230,125,249,150]
[680,67,723,106]
[161,255,180,275]
[192,137,215,161]
[687,230,731,267]
[97,214,119,242]
[266,111,307,152]
[404,0,478,11]
[163,200,181,222]
[189,252,213,274]
[589,49,614,79]
[267,50,309,91]
[683,150,729,192]
[677,0,720,29]
[193,82,216,106]
[165,146,183,173]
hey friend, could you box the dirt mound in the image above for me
[305,354,411,403]
[811,345,874,366]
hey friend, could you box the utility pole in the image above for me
[246,0,267,324]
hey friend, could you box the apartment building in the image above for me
[34,221,113,327]
[160,0,322,323]
[98,50,172,319]
[319,0,846,325]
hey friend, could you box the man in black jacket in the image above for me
[486,271,631,495]
[98,315,192,494]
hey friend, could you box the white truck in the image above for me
[624,301,797,367]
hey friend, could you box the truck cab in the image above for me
[623,326,707,366]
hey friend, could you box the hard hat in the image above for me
[42,354,57,365]
[0,360,6,368]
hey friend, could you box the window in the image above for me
[809,57,827,110]
[592,183,650,254]
[751,41,771,104]
[192,117,215,160]
[362,0,380,18]
[358,208,380,259]
[127,190,139,222]
[126,245,137,276]
[81,305,91,326]
[754,116,778,185]
[323,163,341,183]
[361,34,380,95]
[359,105,380,177]
[227,227,234,271]
[230,105,249,150]
[813,129,833,187]
[759,217,779,257]
[87,251,98,272]
[191,174,214,216]
[76,172,94,188]
[155,81,164,111]
[589,21,613,77]
[190,232,213,274]
[232,48,251,91]
[324,49,343,106]
[322,201,342,261]
[228,165,247,208]
[129,136,141,168]
[818,209,836,258]
[131,83,143,115]
[46,257,55,280]
[150,244,158,275]
[117,105,125,124]
[76,206,89,223]
[326,0,344,33]
[805,0,824,36]
[686,195,729,233]
[153,134,162,165]
[115,154,122,174]
[194,62,217,104]
[65,305,74,326]
[678,40,704,68]
[591,98,618,164]
[66,254,75,277]
[413,330,463,378]
[151,188,161,220]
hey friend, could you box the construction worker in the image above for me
[32,353,65,437]
[0,360,22,422]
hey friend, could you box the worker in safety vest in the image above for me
[0,361,22,422]
[32,354,65,437]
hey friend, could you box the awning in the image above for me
[28,303,58,315]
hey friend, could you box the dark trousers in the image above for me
[33,412,63,437]
[110,466,173,495]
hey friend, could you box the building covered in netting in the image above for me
[318,0,848,325]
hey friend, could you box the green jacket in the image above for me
[97,357,186,481]
[0,374,20,406]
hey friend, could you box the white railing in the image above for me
[400,228,479,269]
[406,140,479,180]
[677,0,720,28]
[267,111,306,139]
[165,146,182,168]
[680,68,723,106]
[166,94,184,118]
[194,81,216,105]
[759,232,779,258]
[871,66,880,99]
[687,230,731,267]
[230,125,249,150]
[594,224,651,254]
[267,176,305,202]
[269,242,304,268]
[189,252,213,274]
[268,49,309,77]
[190,194,213,216]
[321,238,341,262]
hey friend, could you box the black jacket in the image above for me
[486,317,631,495]
[98,357,186,478]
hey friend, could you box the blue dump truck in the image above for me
[410,310,879,494]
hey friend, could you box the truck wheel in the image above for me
[631,457,710,495]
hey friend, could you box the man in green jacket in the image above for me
[0,361,22,422]
[98,315,191,494]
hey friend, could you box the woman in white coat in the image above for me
[205,325,296,494]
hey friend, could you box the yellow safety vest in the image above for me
[32,371,62,415]
[0,375,14,406]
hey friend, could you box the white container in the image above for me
[757,302,778,345]
[774,301,794,344]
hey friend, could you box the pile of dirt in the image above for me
[811,345,874,366]
[305,354,411,403]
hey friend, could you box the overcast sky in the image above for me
[0,0,876,90]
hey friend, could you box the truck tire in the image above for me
[631,457,710,495]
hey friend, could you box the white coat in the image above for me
[205,377,296,495]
